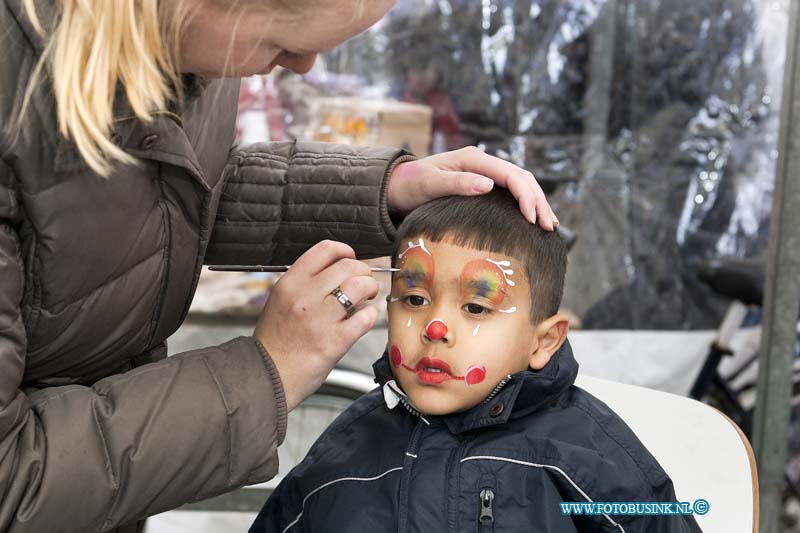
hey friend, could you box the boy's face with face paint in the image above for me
[387,237,546,415]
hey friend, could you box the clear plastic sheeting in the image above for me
[263,0,787,329]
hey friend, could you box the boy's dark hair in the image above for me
[391,188,567,324]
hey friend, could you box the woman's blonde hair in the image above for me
[21,0,368,176]
[22,0,188,176]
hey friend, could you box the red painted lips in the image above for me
[390,345,487,386]
[414,357,459,384]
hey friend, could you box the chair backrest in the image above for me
[575,374,758,533]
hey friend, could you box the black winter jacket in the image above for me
[252,341,702,532]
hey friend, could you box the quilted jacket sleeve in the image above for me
[0,153,288,531]
[205,140,415,265]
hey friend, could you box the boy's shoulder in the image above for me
[292,386,412,470]
[307,387,389,449]
[500,382,674,499]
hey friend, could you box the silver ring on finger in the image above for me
[330,286,356,318]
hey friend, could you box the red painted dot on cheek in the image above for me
[464,365,487,385]
[390,345,403,367]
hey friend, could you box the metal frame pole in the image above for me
[753,0,800,529]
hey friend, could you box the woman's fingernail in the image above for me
[553,217,560,227]
[473,178,493,193]
[530,210,538,224]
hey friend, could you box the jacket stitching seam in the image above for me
[32,361,180,410]
[214,220,383,228]
[4,2,41,55]
[202,356,235,487]
[1,153,14,211]
[145,168,171,347]
[219,199,380,208]
[220,182,383,189]
[287,160,388,168]
[7,155,44,330]
[32,248,162,315]
[92,357,183,391]
[233,156,289,167]
[220,181,285,187]
[282,467,403,533]
[239,151,389,163]
[292,152,390,161]
[97,393,121,531]
[29,386,86,407]
[125,149,205,184]
[568,400,662,487]
[0,222,25,319]
[29,225,43,333]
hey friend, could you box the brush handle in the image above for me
[207,265,399,273]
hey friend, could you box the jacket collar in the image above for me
[6,0,54,56]
[372,339,579,434]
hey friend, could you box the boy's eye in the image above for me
[464,303,489,315]
[404,295,429,307]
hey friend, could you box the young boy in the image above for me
[251,189,702,533]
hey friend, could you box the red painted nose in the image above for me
[425,319,448,340]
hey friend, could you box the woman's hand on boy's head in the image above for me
[386,146,559,230]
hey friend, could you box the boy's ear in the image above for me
[528,313,570,370]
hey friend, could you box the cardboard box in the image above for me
[309,97,433,156]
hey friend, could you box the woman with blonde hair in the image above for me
[0,1,556,531]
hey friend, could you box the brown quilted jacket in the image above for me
[0,1,410,531]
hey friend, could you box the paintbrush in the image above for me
[207,265,399,273]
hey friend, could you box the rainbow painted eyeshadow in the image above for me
[460,259,510,305]
[396,240,434,291]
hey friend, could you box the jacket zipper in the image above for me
[385,379,429,424]
[478,488,495,532]
[398,395,430,424]
[482,375,513,404]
